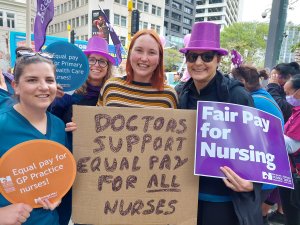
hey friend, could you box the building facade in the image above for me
[0,0,35,71]
[164,0,196,48]
[279,24,300,63]
[195,0,241,29]
[48,0,164,47]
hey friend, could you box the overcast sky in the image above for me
[240,0,300,24]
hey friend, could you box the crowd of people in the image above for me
[0,21,300,225]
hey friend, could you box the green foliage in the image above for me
[163,48,183,72]
[220,22,269,71]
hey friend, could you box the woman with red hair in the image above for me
[98,29,178,108]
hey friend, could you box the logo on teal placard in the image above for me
[45,42,89,92]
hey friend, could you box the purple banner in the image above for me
[98,5,122,66]
[195,101,293,189]
[34,0,54,51]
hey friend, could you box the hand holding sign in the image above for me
[0,140,76,208]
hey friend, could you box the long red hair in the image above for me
[126,29,165,90]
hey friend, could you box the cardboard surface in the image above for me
[0,140,76,208]
[72,106,199,225]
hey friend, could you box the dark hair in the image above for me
[289,74,300,90]
[273,62,300,79]
[126,29,164,91]
[231,65,268,92]
[14,55,56,83]
[15,46,34,57]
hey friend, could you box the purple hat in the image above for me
[83,36,116,65]
[180,22,228,56]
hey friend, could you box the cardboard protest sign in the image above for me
[0,140,76,207]
[72,106,199,225]
[195,101,293,188]
[45,41,89,92]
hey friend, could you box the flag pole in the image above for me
[26,0,31,48]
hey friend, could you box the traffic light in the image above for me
[70,30,75,44]
[131,10,140,35]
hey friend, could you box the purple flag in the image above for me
[34,0,54,51]
[98,5,122,66]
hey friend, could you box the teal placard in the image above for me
[45,42,89,92]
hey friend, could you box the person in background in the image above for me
[0,51,64,224]
[176,21,262,225]
[281,74,300,225]
[264,61,300,224]
[98,29,177,108]
[50,36,115,122]
[49,36,115,225]
[231,65,285,225]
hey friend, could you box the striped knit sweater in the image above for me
[98,76,178,108]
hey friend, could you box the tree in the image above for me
[220,22,269,71]
[164,48,183,72]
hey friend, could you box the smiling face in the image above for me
[88,53,109,86]
[129,34,160,83]
[186,50,220,91]
[13,62,57,111]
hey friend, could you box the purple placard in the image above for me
[195,101,293,189]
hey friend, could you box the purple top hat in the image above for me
[83,36,116,65]
[180,22,228,56]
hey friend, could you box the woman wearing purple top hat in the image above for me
[49,36,116,225]
[176,22,263,225]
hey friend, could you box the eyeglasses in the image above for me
[185,51,217,63]
[16,50,54,59]
[88,57,108,68]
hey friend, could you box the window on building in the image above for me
[195,17,205,21]
[0,12,3,27]
[81,15,84,26]
[76,0,79,7]
[157,7,161,16]
[172,1,182,10]
[166,0,169,5]
[64,3,67,12]
[85,14,88,25]
[121,0,127,6]
[76,17,79,27]
[132,0,136,8]
[114,14,120,25]
[208,7,223,12]
[171,23,180,32]
[151,24,155,30]
[183,27,190,34]
[196,8,205,13]
[61,22,64,30]
[72,18,75,28]
[85,0,88,4]
[6,13,15,28]
[152,5,156,15]
[164,21,168,28]
[143,22,148,29]
[144,2,149,12]
[156,25,161,34]
[183,17,192,25]
[81,0,84,6]
[31,18,34,31]
[72,0,75,9]
[121,16,126,27]
[185,0,193,3]
[64,21,67,30]
[68,1,71,10]
[207,15,221,20]
[114,0,120,3]
[165,9,169,17]
[184,6,193,14]
[171,12,181,21]
[61,4,64,13]
[137,0,143,11]
[120,36,126,46]
[197,0,206,5]
[57,5,60,14]
[209,0,223,3]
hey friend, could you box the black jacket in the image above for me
[176,71,263,225]
[266,83,293,123]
